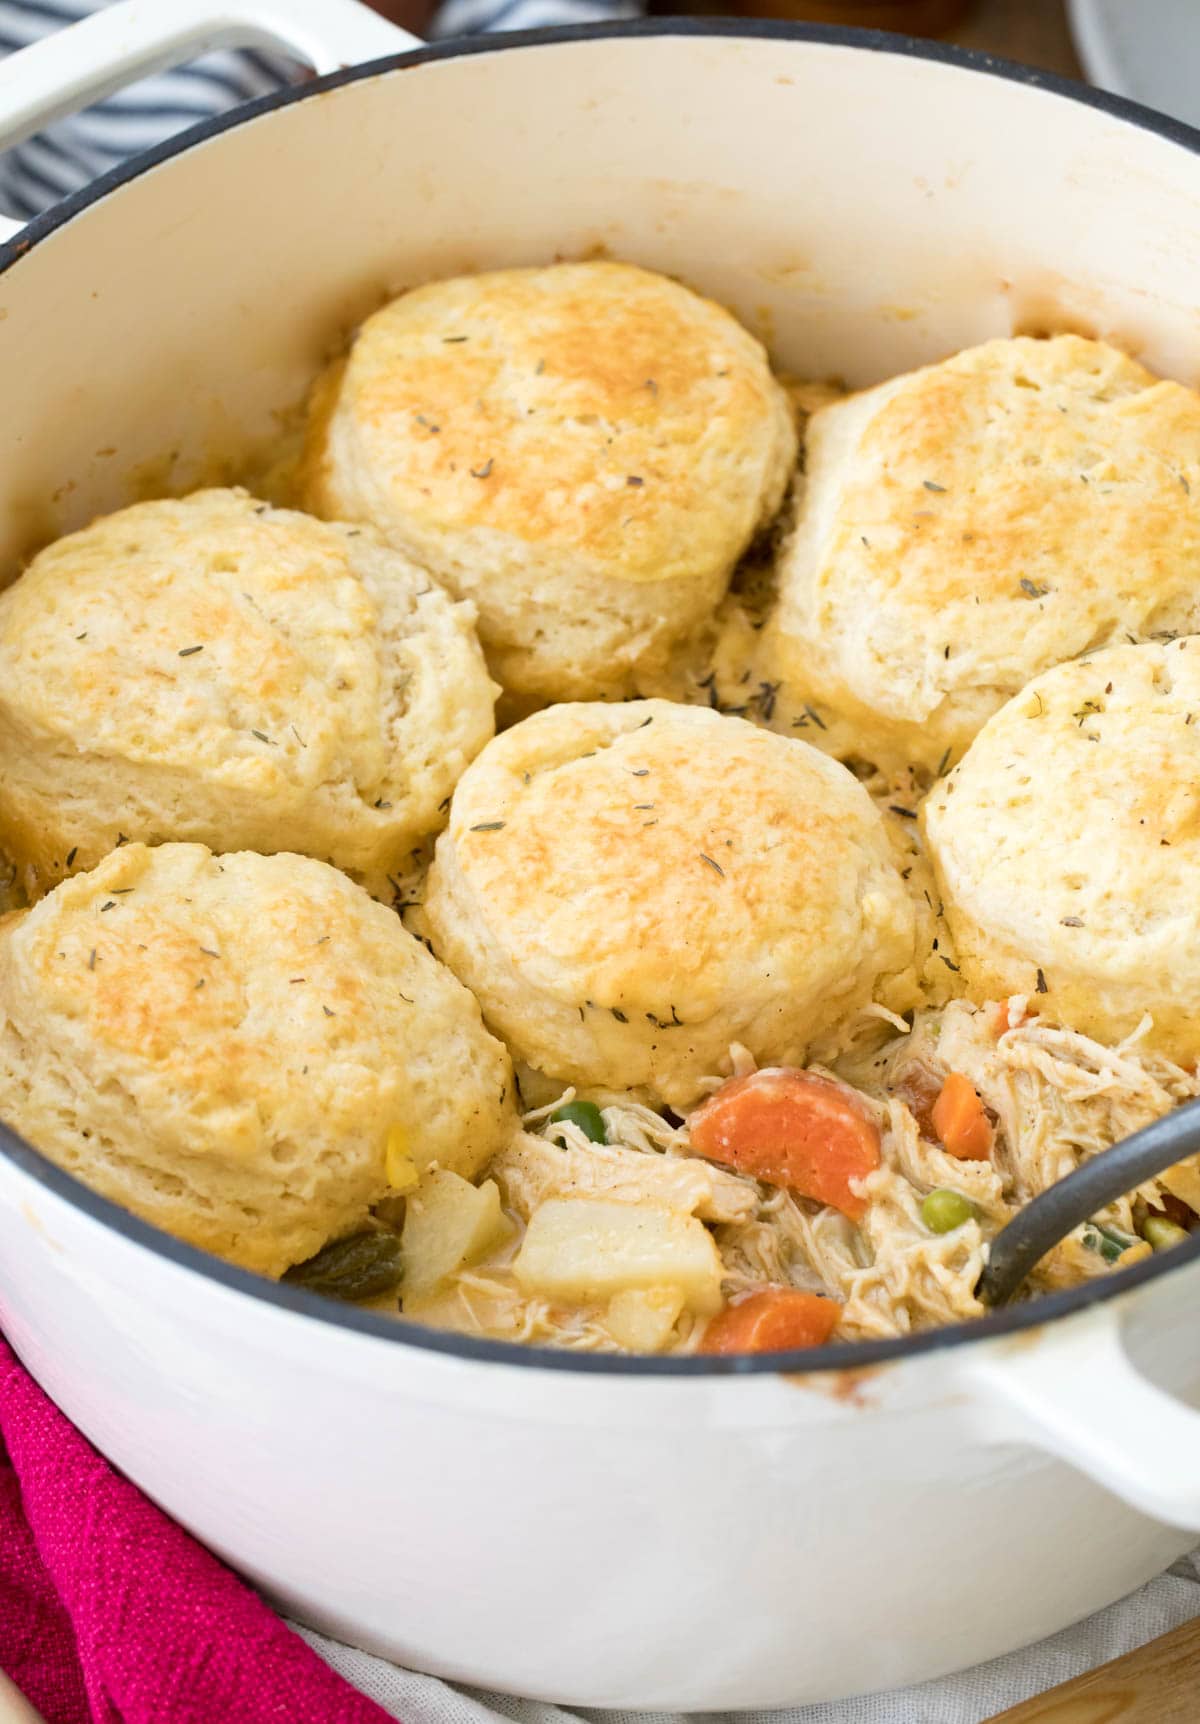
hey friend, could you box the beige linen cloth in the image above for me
[293,1548,1200,1723]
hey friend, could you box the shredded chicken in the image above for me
[398,1000,1199,1355]
[834,1001,1198,1327]
[859,1001,1200,1215]
[405,1272,624,1352]
[493,1129,757,1226]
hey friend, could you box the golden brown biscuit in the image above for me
[750,336,1200,774]
[0,844,515,1276]
[418,700,917,1107]
[923,639,1200,1060]
[301,262,796,704]
[0,489,496,898]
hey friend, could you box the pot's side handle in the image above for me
[966,1307,1200,1532]
[0,0,418,243]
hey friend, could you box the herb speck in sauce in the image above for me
[756,680,780,722]
[794,704,826,732]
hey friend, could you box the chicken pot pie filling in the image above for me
[292,997,1192,1355]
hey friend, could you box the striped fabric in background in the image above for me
[0,0,639,220]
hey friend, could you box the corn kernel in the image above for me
[386,1125,419,1192]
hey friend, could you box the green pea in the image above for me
[283,1230,403,1301]
[1143,1215,1191,1253]
[549,1100,608,1145]
[921,1188,977,1234]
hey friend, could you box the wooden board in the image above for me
[949,0,1081,78]
[985,1613,1200,1722]
[708,0,1085,80]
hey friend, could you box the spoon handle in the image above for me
[978,1099,1200,1307]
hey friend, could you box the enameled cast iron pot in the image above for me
[0,3,1199,1706]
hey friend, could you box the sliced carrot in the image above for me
[894,1066,943,1140]
[990,999,1033,1036]
[688,1067,881,1222]
[931,1071,993,1161]
[701,1288,841,1355]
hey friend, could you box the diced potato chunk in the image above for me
[402,1170,508,1297]
[606,1287,686,1352]
[514,1198,723,1314]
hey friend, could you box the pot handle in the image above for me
[0,0,418,242]
[967,1305,1200,1532]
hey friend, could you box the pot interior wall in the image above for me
[1,29,1199,578]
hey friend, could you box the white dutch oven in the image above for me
[0,3,1199,1708]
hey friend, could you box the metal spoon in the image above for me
[977,1096,1200,1307]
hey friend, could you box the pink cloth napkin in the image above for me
[0,1334,394,1724]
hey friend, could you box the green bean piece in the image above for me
[1081,1222,1138,1264]
[921,1188,977,1234]
[283,1230,403,1301]
[1143,1215,1192,1253]
[548,1100,608,1144]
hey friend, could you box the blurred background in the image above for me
[1,0,1194,224]
[659,1,1198,132]
[693,1,1083,76]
